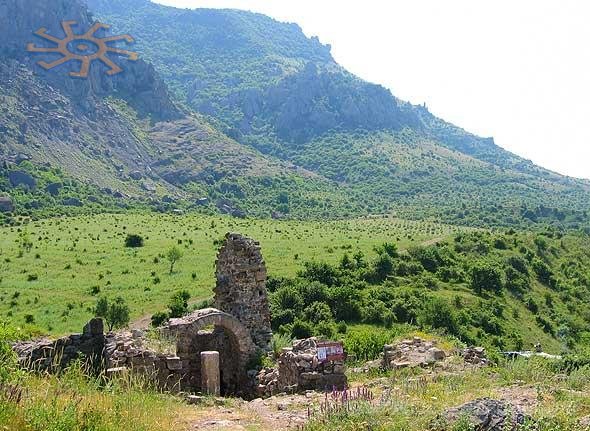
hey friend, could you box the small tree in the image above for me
[470,261,505,294]
[167,246,183,274]
[95,296,130,331]
[124,234,144,248]
[151,311,169,327]
[168,290,191,318]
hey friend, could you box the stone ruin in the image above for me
[256,338,347,397]
[12,232,347,398]
[382,336,446,370]
[12,318,105,372]
[214,233,272,350]
[107,233,271,397]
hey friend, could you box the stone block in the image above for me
[166,356,182,370]
[83,318,104,336]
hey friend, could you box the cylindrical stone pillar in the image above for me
[200,351,220,396]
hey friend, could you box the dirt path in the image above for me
[184,393,320,430]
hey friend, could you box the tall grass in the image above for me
[0,361,191,431]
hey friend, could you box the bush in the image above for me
[367,253,394,283]
[271,308,295,328]
[94,296,130,331]
[271,333,292,358]
[168,290,190,318]
[303,301,333,324]
[291,319,313,339]
[124,234,144,248]
[315,321,337,339]
[271,285,303,312]
[299,261,339,287]
[343,326,396,362]
[328,286,363,322]
[532,258,553,284]
[362,299,394,326]
[151,311,169,327]
[471,261,505,294]
[418,297,459,335]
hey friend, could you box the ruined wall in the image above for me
[214,233,272,350]
[256,338,347,397]
[12,318,105,372]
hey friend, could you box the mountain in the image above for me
[0,0,361,221]
[86,0,590,229]
[0,0,589,229]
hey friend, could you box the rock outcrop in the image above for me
[0,195,14,212]
[0,0,181,121]
[462,346,490,366]
[435,398,534,431]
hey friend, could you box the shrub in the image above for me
[303,301,333,324]
[315,321,337,339]
[94,296,130,331]
[299,261,339,287]
[409,246,444,273]
[124,234,144,248]
[271,308,295,328]
[168,290,190,318]
[343,326,395,362]
[151,311,169,327]
[271,285,303,312]
[418,297,459,335]
[532,258,553,284]
[362,299,394,326]
[367,253,394,283]
[328,286,363,322]
[271,333,292,358]
[470,261,505,294]
[291,319,313,339]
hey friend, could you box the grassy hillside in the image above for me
[2,210,590,356]
[0,213,458,334]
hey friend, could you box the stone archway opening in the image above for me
[189,325,242,395]
[165,308,257,396]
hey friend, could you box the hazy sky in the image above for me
[154,0,590,179]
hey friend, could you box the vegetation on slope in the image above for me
[269,228,590,354]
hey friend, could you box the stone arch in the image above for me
[164,308,257,395]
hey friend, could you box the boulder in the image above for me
[435,398,534,431]
[0,196,14,212]
[129,170,143,180]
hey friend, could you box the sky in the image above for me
[154,0,590,180]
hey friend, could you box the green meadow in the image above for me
[0,213,461,335]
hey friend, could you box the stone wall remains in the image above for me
[12,318,105,372]
[256,338,347,397]
[214,233,272,350]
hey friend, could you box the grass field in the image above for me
[0,213,463,335]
